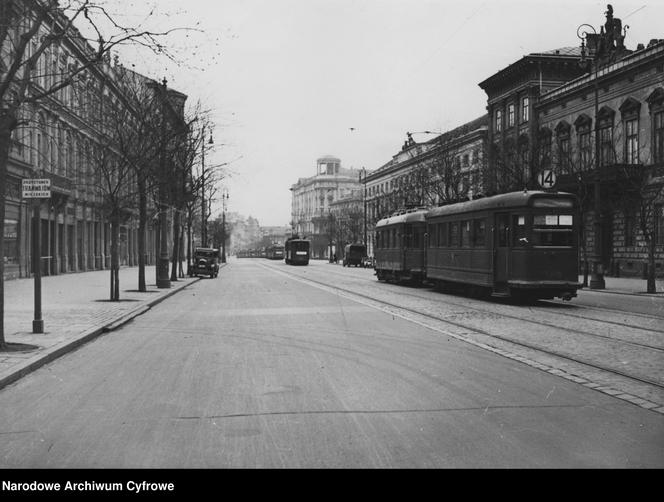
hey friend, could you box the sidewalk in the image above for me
[577,275,664,296]
[0,266,200,391]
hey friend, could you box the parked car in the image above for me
[193,247,220,278]
[343,243,366,267]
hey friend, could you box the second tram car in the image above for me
[374,209,428,284]
[285,237,310,265]
[374,191,582,301]
[266,245,285,260]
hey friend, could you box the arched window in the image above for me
[65,131,73,178]
[574,114,592,170]
[555,121,571,171]
[619,98,641,165]
[597,106,615,167]
[538,128,552,169]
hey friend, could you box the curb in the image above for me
[0,277,201,392]
[579,288,664,298]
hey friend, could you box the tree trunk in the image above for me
[170,209,180,281]
[186,209,193,276]
[110,218,120,301]
[178,219,185,278]
[647,237,657,294]
[137,178,147,292]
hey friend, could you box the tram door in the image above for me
[494,213,510,285]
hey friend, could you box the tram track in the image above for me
[308,265,664,350]
[258,261,664,392]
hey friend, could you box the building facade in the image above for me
[363,117,488,257]
[2,4,186,280]
[290,155,363,259]
[535,38,664,278]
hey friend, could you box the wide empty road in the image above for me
[0,259,662,467]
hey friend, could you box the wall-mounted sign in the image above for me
[21,179,51,198]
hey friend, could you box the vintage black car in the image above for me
[343,243,366,267]
[193,247,220,278]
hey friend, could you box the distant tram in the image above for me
[284,237,310,265]
[266,245,285,260]
[374,191,582,301]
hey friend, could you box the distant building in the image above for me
[290,155,363,259]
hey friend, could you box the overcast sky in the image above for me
[108,0,664,227]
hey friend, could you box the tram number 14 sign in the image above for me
[22,178,51,198]
[537,170,557,189]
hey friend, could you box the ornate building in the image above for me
[289,155,363,259]
[2,5,187,280]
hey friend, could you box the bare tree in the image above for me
[0,0,190,347]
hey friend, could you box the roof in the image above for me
[426,191,577,218]
[375,209,428,228]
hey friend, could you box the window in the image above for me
[508,104,515,128]
[579,131,591,169]
[555,122,571,171]
[473,219,486,247]
[532,214,574,247]
[539,129,552,168]
[460,221,471,248]
[438,223,447,247]
[599,124,614,166]
[522,96,530,122]
[598,107,615,167]
[449,222,460,247]
[513,215,528,246]
[654,111,664,164]
[558,137,570,171]
[495,109,502,133]
[624,118,639,165]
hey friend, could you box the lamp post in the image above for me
[359,167,367,248]
[200,126,213,248]
[221,189,228,263]
[577,23,605,290]
[156,77,171,289]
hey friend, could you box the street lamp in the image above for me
[221,189,229,263]
[359,167,367,248]
[156,77,171,289]
[200,126,213,247]
[577,23,605,290]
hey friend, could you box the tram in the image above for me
[266,245,285,260]
[284,237,310,265]
[374,191,582,301]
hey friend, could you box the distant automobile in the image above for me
[343,243,366,267]
[193,247,220,278]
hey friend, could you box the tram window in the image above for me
[532,214,574,246]
[473,219,486,247]
[497,215,509,247]
[429,225,437,247]
[513,214,528,246]
[413,229,421,248]
[461,220,471,248]
[403,225,412,248]
[439,223,447,247]
[449,222,460,247]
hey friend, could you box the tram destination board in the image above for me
[22,178,51,198]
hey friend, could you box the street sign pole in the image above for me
[32,200,43,333]
[22,179,51,334]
